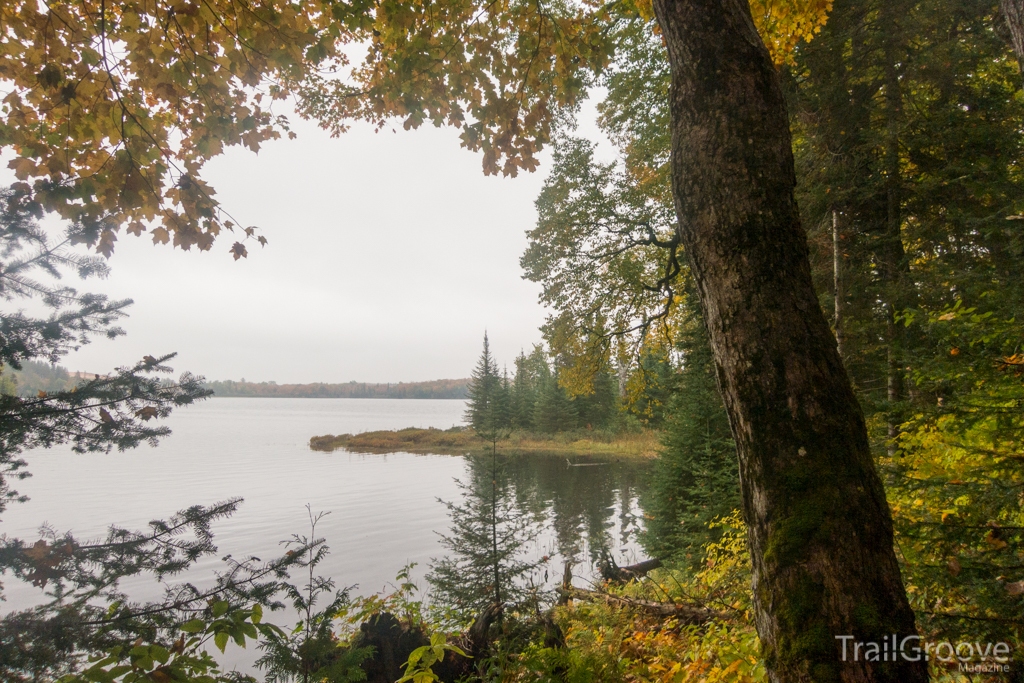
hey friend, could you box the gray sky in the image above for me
[8,106,609,384]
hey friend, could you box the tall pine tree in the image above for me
[465,333,507,434]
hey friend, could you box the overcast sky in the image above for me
[7,102,610,384]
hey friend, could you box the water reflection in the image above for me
[459,451,651,573]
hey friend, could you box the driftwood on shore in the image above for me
[559,558,723,625]
[600,556,664,583]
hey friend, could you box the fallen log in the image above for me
[560,586,724,625]
[599,555,664,583]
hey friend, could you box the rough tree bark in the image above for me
[648,1,927,681]
[1001,0,1024,83]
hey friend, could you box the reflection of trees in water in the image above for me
[461,453,651,568]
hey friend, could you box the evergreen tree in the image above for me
[427,451,545,624]
[641,304,739,569]
[509,351,536,430]
[464,333,507,434]
[573,363,618,430]
[625,347,675,428]
[533,368,578,433]
[493,368,513,433]
[790,0,1024,651]
[0,189,309,681]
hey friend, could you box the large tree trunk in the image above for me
[1001,0,1024,83]
[649,1,927,681]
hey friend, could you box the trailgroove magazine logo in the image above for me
[835,635,1013,673]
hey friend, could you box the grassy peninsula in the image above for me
[309,426,659,458]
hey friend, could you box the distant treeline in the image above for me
[0,362,470,400]
[205,378,469,399]
[2,360,83,396]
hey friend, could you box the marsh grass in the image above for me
[309,426,659,459]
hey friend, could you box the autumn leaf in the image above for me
[23,540,51,563]
[135,406,159,421]
[22,540,73,588]
[97,230,117,258]
[151,228,171,245]
[0,1,323,255]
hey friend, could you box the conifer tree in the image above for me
[465,333,503,433]
[509,351,536,431]
[642,303,739,568]
[0,190,309,680]
[573,363,618,430]
[426,452,544,625]
[533,368,578,434]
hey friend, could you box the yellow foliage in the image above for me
[515,512,763,683]
[749,0,833,65]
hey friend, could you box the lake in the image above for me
[2,397,651,669]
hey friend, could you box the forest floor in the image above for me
[309,426,660,458]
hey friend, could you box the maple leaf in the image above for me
[97,230,117,258]
[135,406,159,421]
[230,242,248,260]
[22,540,72,588]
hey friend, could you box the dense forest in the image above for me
[462,334,622,434]
[2,0,1023,681]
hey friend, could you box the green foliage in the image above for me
[471,337,622,436]
[426,452,548,627]
[61,601,278,683]
[788,0,1024,663]
[642,303,739,567]
[256,508,371,683]
[882,305,1024,654]
[0,499,314,682]
[520,20,683,417]
[509,348,547,431]
[397,632,467,683]
[507,513,759,683]
[465,333,511,437]
[0,190,211,515]
[533,371,579,435]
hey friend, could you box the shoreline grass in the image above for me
[309,426,660,459]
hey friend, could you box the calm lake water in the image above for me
[2,397,650,669]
